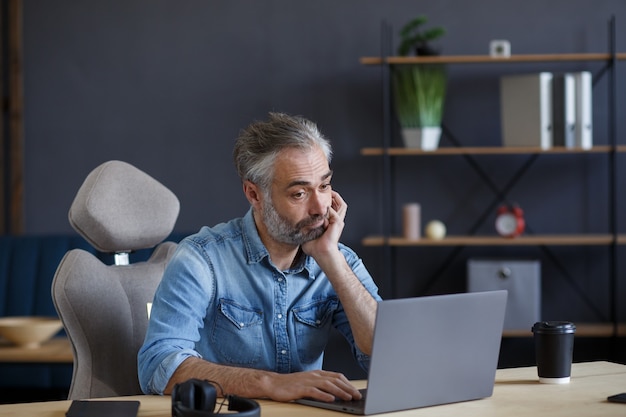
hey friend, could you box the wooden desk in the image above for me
[0,337,73,363]
[0,361,624,416]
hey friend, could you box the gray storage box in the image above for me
[467,259,541,331]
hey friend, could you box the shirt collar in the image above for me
[242,208,269,264]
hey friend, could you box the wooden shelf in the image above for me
[362,234,619,247]
[360,53,626,66]
[361,145,626,156]
[503,323,626,338]
[361,42,624,339]
[0,337,72,363]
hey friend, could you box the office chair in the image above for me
[51,160,180,399]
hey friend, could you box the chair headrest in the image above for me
[69,160,180,253]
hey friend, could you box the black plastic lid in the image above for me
[532,321,576,334]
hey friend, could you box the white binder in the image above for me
[574,71,593,149]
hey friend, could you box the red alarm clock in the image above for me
[495,204,525,238]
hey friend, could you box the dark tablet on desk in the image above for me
[66,400,140,417]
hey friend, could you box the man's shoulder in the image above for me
[183,217,246,247]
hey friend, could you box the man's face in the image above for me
[260,146,333,246]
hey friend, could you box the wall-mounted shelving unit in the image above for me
[361,18,624,339]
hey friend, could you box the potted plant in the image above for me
[392,16,447,150]
[397,15,446,57]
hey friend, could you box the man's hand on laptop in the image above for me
[266,370,362,402]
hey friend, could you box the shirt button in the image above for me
[281,350,287,355]
[277,277,283,282]
[316,320,321,325]
[277,314,283,319]
[240,323,245,327]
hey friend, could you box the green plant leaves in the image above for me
[392,65,447,128]
[397,15,446,56]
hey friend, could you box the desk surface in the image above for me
[0,337,73,363]
[0,361,624,416]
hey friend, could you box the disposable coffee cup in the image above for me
[532,321,576,384]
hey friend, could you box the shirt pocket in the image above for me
[292,297,338,364]
[211,298,264,365]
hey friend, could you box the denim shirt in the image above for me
[138,209,382,395]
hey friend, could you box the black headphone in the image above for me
[171,378,261,417]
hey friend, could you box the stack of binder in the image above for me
[500,71,592,149]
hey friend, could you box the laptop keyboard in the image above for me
[333,389,367,407]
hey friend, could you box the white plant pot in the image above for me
[401,127,441,151]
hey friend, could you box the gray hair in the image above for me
[233,112,333,191]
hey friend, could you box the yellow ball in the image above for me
[425,220,446,240]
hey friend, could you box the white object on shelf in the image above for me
[574,71,593,149]
[401,127,441,150]
[425,220,446,240]
[490,40,511,58]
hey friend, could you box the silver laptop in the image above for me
[296,290,507,415]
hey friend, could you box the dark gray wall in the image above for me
[22,1,626,331]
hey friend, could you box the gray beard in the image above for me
[261,199,327,246]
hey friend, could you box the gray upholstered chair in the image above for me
[51,160,180,399]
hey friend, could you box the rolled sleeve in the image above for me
[140,348,201,395]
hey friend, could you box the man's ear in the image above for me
[243,180,263,209]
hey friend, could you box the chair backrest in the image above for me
[51,160,180,399]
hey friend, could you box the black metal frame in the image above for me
[376,17,620,343]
